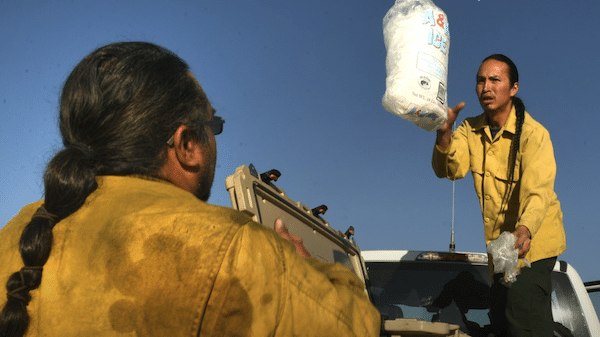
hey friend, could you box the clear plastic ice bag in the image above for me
[382,0,450,131]
[487,232,529,286]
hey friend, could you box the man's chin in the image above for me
[198,192,210,202]
[479,101,492,109]
[194,187,211,202]
[481,104,498,114]
[193,179,213,202]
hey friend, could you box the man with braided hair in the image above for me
[432,54,567,336]
[0,42,380,337]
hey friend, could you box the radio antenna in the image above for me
[449,121,456,253]
[450,178,456,252]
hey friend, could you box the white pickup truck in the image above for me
[224,164,599,336]
[362,250,600,337]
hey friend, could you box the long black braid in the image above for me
[509,97,525,186]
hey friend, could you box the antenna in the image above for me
[449,178,456,252]
[449,121,456,253]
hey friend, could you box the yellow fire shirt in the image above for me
[432,106,566,263]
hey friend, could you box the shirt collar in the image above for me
[471,105,517,135]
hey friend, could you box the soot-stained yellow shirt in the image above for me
[0,176,380,337]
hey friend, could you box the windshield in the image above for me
[366,261,590,337]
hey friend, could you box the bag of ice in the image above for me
[382,0,450,131]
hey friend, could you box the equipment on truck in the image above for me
[225,164,599,336]
[225,164,369,293]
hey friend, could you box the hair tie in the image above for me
[6,266,43,303]
[33,204,58,227]
[7,285,29,302]
[20,266,44,273]
[68,142,95,159]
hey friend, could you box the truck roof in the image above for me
[362,250,489,265]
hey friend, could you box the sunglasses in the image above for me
[167,116,225,146]
[204,116,225,135]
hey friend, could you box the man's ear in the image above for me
[510,81,519,97]
[170,125,203,169]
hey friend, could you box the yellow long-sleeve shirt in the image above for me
[432,106,566,263]
[0,175,380,336]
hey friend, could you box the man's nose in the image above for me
[481,80,490,92]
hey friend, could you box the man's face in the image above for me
[476,59,519,114]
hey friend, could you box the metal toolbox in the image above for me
[225,164,369,290]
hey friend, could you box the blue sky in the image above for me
[1,0,599,282]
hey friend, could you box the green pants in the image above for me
[490,257,557,337]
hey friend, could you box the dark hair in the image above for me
[482,54,524,187]
[0,42,212,336]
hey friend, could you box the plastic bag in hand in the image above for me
[487,232,528,286]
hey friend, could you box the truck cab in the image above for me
[363,250,600,337]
